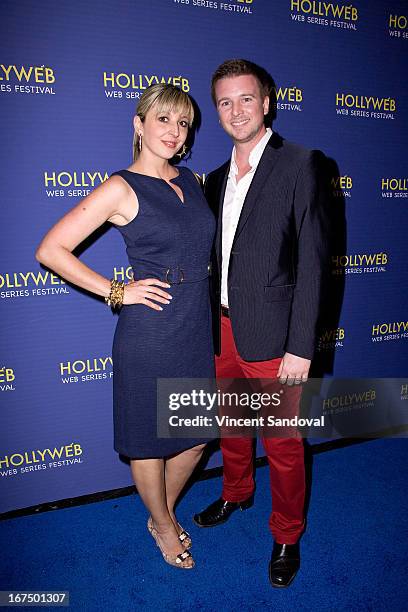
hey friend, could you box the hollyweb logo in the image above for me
[317,328,345,351]
[371,321,408,343]
[275,86,303,112]
[0,367,15,392]
[0,64,56,95]
[331,175,353,199]
[0,270,68,300]
[388,13,407,39]
[43,171,109,198]
[335,93,396,120]
[290,0,358,30]
[172,0,255,16]
[331,252,389,276]
[103,71,190,100]
[381,178,407,199]
[113,266,134,283]
[0,443,84,478]
[59,356,113,384]
[322,389,376,415]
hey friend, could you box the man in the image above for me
[194,59,328,587]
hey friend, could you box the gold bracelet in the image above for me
[105,279,125,309]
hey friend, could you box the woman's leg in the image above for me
[130,457,193,567]
[165,444,206,528]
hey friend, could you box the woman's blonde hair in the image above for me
[133,83,194,161]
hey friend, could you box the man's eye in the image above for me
[220,101,230,108]
[243,97,252,103]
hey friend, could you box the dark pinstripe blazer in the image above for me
[204,131,329,362]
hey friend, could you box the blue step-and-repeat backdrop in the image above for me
[1,0,407,514]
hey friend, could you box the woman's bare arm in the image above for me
[35,175,172,309]
[35,176,133,298]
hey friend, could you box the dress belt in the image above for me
[131,263,212,285]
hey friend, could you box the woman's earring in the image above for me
[138,132,143,153]
[175,144,188,159]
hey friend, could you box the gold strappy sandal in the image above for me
[147,517,195,569]
[177,524,192,550]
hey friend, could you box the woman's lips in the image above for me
[162,140,178,148]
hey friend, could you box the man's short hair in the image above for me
[210,59,274,105]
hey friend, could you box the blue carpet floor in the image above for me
[1,438,408,612]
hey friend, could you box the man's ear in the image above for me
[263,96,270,116]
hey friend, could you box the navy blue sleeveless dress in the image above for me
[111,166,215,458]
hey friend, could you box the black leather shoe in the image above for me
[193,496,253,527]
[268,541,300,588]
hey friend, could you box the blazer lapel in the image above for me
[233,132,282,242]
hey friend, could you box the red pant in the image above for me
[216,315,305,544]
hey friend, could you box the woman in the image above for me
[36,84,215,569]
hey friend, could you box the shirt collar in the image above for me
[230,127,272,177]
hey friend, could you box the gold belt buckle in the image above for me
[165,267,184,285]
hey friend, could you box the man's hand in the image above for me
[277,352,311,385]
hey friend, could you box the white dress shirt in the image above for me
[221,127,272,307]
